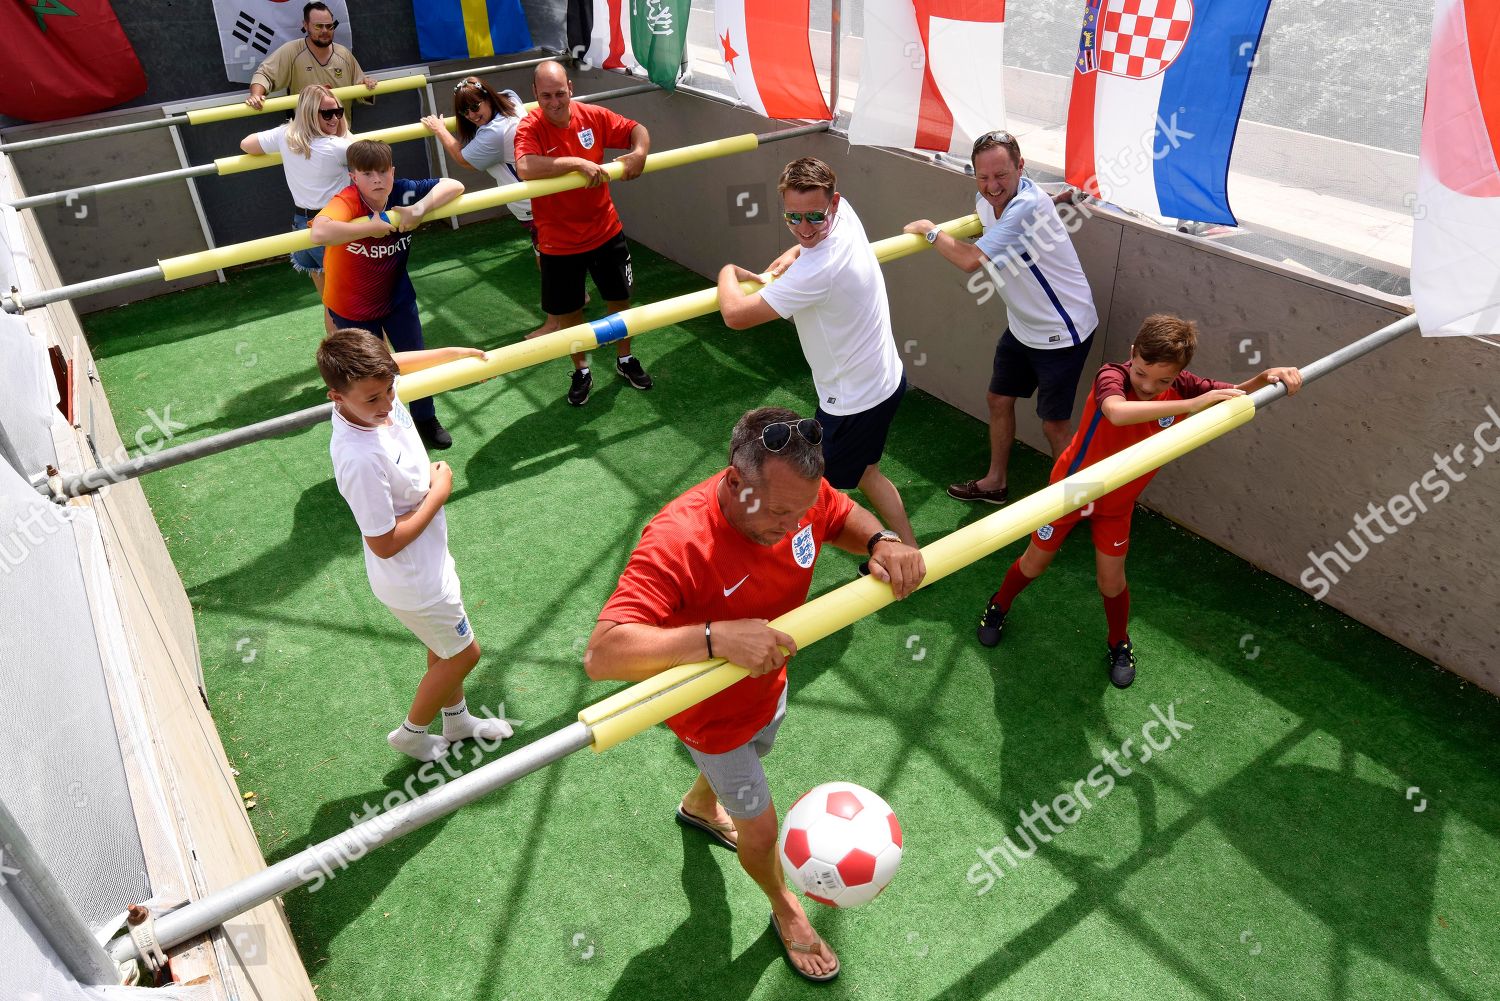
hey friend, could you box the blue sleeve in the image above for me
[391,178,440,208]
[462,119,509,171]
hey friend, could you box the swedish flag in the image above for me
[413,0,533,60]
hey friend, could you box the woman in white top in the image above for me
[422,77,535,247]
[240,84,352,331]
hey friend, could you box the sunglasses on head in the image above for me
[318,106,345,120]
[761,419,823,452]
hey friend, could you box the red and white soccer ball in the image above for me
[778,781,903,908]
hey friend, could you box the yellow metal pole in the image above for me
[578,395,1258,750]
[394,214,984,403]
[158,132,764,281]
[212,101,542,176]
[184,75,430,125]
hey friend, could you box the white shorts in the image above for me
[387,592,475,659]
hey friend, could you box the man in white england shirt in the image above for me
[716,157,916,547]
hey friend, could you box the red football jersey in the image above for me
[600,472,854,754]
[1051,362,1234,516]
[513,102,639,254]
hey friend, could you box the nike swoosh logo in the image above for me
[1113,541,1126,548]
[722,574,749,597]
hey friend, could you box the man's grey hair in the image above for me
[729,407,824,483]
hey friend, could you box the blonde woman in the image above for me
[241,84,352,330]
[422,77,534,244]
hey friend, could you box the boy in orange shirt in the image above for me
[976,314,1302,686]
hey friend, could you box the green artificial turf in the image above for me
[85,217,1500,1001]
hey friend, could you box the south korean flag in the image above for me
[212,0,355,84]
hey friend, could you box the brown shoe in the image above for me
[947,480,1009,504]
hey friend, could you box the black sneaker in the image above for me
[1106,638,1136,688]
[415,417,452,450]
[616,355,654,390]
[977,598,1007,647]
[567,368,593,406]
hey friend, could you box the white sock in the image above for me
[388,718,450,762]
[442,699,513,743]
[618,354,634,364]
[577,366,590,377]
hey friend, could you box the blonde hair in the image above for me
[778,157,836,197]
[285,85,346,159]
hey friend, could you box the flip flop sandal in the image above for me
[674,805,738,850]
[770,912,840,983]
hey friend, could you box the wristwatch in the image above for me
[925,227,941,244]
[866,529,901,556]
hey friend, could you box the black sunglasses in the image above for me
[318,106,345,121]
[761,419,822,452]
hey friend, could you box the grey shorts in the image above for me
[684,687,788,820]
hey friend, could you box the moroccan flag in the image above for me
[849,0,1006,156]
[0,0,146,122]
[412,0,533,61]
[1411,0,1500,336]
[715,0,831,120]
[630,0,690,90]
[1064,0,1271,226]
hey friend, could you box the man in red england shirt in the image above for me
[976,314,1301,686]
[585,406,925,983]
[515,60,654,406]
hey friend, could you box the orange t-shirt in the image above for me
[599,472,854,754]
[513,102,639,255]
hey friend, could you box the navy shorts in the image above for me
[539,232,632,316]
[815,376,907,490]
[988,328,1093,421]
[290,211,325,273]
[326,296,434,422]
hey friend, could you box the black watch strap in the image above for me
[867,529,900,556]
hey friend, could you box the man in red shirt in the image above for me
[515,60,653,406]
[586,406,925,983]
[976,314,1301,686]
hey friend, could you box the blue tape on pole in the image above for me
[590,314,630,345]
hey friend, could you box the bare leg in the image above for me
[604,298,632,358]
[680,773,737,844]
[1041,418,1073,462]
[977,393,1018,492]
[528,309,586,366]
[407,641,482,727]
[735,804,839,979]
[856,464,916,547]
[309,271,334,334]
[1018,540,1058,579]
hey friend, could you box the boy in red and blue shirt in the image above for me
[977,314,1302,686]
[312,139,464,449]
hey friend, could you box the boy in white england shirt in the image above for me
[316,329,512,761]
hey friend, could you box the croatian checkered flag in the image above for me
[211,0,354,84]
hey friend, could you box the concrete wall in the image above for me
[595,76,1499,691]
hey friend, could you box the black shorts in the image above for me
[988,328,1093,421]
[815,376,907,490]
[538,231,632,316]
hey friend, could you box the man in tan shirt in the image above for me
[245,3,377,114]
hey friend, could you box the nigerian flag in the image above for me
[630,0,690,90]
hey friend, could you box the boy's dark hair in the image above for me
[778,157,836,197]
[317,329,398,392]
[1133,314,1199,368]
[347,139,394,173]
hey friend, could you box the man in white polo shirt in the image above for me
[905,130,1098,506]
[715,157,915,547]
